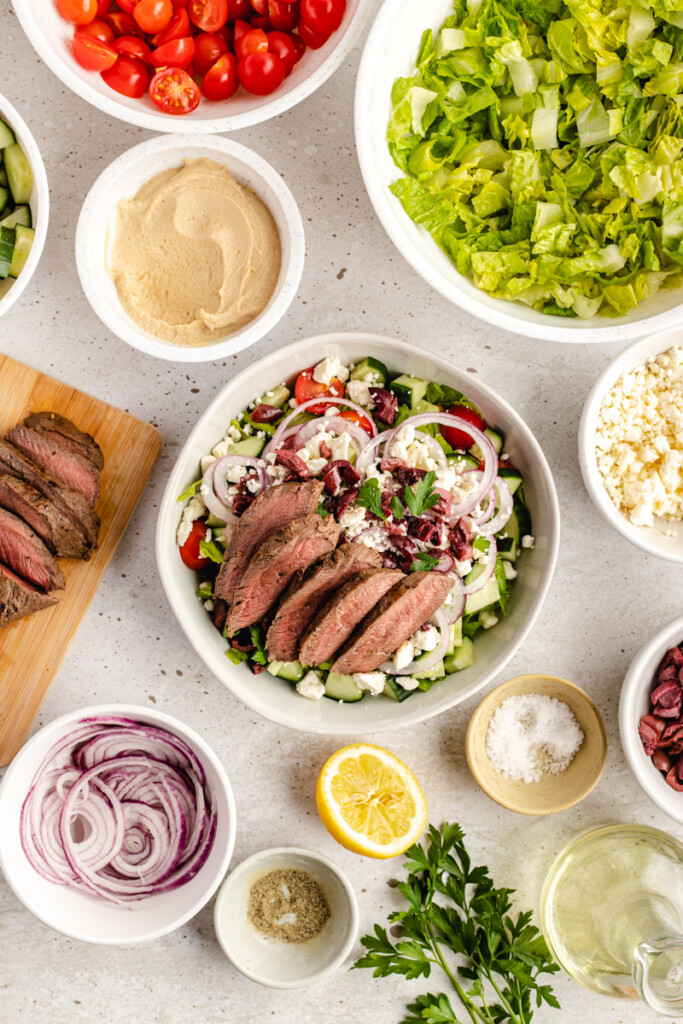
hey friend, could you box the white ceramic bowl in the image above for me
[75,134,305,363]
[0,92,48,319]
[12,0,373,134]
[0,703,236,944]
[620,615,683,824]
[213,847,358,987]
[579,328,683,562]
[355,0,683,343]
[156,331,560,734]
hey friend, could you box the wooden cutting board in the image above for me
[0,355,162,767]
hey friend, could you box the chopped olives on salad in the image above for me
[176,355,533,703]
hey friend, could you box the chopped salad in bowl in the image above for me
[175,351,534,704]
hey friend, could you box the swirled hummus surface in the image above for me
[107,158,281,347]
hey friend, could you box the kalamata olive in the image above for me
[666,764,683,791]
[652,749,671,773]
[641,714,666,737]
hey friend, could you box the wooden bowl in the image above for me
[466,674,607,816]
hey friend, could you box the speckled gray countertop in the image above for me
[1,4,682,1022]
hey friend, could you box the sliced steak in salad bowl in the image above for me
[157,332,560,735]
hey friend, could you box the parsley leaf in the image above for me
[410,552,440,573]
[315,501,330,518]
[177,479,201,502]
[404,471,440,518]
[391,495,405,521]
[199,539,224,564]
[249,625,268,666]
[425,382,466,408]
[354,822,560,1024]
[357,479,387,522]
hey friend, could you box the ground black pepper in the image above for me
[247,868,330,943]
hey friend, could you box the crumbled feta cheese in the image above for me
[313,356,350,385]
[289,398,299,408]
[454,558,472,577]
[211,437,234,459]
[338,505,367,538]
[224,463,243,484]
[227,424,242,442]
[436,463,479,502]
[503,561,518,580]
[204,599,215,612]
[413,624,439,652]
[346,379,376,409]
[521,535,535,549]
[246,476,261,494]
[296,671,325,700]
[296,445,328,475]
[200,454,217,475]
[480,610,499,629]
[391,423,440,472]
[353,671,386,695]
[399,676,420,691]
[266,464,288,483]
[393,640,415,671]
[243,422,253,435]
[176,495,204,547]
[329,432,353,461]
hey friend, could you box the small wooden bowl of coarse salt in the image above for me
[466,675,607,816]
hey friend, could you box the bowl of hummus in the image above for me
[75,135,305,363]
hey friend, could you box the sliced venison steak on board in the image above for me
[0,473,90,559]
[0,562,59,627]
[215,479,324,604]
[24,412,104,470]
[332,571,454,675]
[0,507,65,592]
[266,542,383,662]
[299,567,405,667]
[7,424,100,507]
[226,512,340,636]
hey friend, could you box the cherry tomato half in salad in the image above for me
[57,0,97,25]
[294,366,346,415]
[300,0,344,32]
[150,36,196,68]
[295,19,328,48]
[103,11,145,36]
[76,18,115,42]
[96,0,113,14]
[150,7,190,44]
[268,0,299,31]
[226,0,252,20]
[234,26,268,59]
[134,0,174,33]
[339,409,374,435]
[201,52,238,99]
[179,518,213,571]
[150,66,201,112]
[441,405,485,451]
[193,31,228,75]
[188,0,229,31]
[113,35,154,65]
[73,33,118,70]
[116,0,138,12]
[101,54,151,97]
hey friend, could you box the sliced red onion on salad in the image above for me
[478,477,514,537]
[264,395,378,456]
[381,608,450,676]
[293,415,370,453]
[201,455,266,524]
[461,538,498,596]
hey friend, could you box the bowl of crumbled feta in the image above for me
[580,329,683,563]
[156,332,560,734]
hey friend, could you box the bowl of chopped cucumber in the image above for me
[0,94,48,320]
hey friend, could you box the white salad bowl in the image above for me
[0,703,236,944]
[355,0,683,343]
[156,331,560,734]
[0,92,49,320]
[75,134,305,363]
[11,0,373,134]
[579,328,683,563]
[620,615,683,824]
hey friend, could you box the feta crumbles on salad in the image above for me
[176,354,532,704]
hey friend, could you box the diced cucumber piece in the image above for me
[8,225,34,279]
[464,569,501,614]
[506,502,532,546]
[433,432,452,454]
[413,657,446,681]
[413,398,440,417]
[0,165,6,189]
[350,356,388,386]
[0,204,31,229]
[227,435,265,457]
[267,660,305,682]
[261,383,290,407]
[498,537,518,562]
[0,120,16,149]
[445,637,474,673]
[4,144,33,205]
[498,466,523,495]
[447,618,463,654]
[206,512,225,528]
[0,187,7,216]
[393,404,412,428]
[383,676,414,702]
[390,374,428,409]
[485,427,504,453]
[324,672,364,702]
[447,452,479,470]
[0,226,15,278]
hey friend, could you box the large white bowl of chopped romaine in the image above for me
[356,0,683,342]
[156,332,559,734]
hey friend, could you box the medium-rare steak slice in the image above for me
[7,424,100,507]
[299,567,404,667]
[331,571,454,674]
[0,508,64,591]
[226,512,340,635]
[215,480,324,604]
[0,441,99,557]
[24,412,104,469]
[0,473,90,559]
[0,562,59,627]
[266,543,383,661]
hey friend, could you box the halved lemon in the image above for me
[316,744,428,858]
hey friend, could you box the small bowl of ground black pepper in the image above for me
[213,847,358,988]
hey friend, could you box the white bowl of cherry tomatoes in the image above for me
[11,0,373,131]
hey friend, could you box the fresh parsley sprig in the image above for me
[404,471,440,518]
[354,822,560,1024]
[357,479,387,522]
[410,552,440,573]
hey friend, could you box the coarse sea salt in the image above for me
[485,694,584,784]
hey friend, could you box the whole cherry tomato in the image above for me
[290,31,305,61]
[249,14,271,29]
[226,0,251,19]
[268,0,298,31]
[178,518,212,571]
[96,0,112,14]
[150,7,190,44]
[201,52,238,99]
[299,0,344,33]
[293,367,345,414]
[75,17,115,42]
[113,35,154,64]
[440,405,486,451]
[296,18,328,47]
[103,11,145,36]
[250,0,268,12]
[232,17,251,43]
[134,0,174,33]
[235,26,267,59]
[266,29,297,73]
[149,66,201,112]
[72,32,118,69]
[151,36,195,67]
[57,0,97,25]
[339,409,374,435]
[101,54,151,96]
[188,0,229,31]
[193,31,228,75]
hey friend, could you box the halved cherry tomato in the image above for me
[188,0,229,31]
[101,54,151,96]
[149,6,190,44]
[226,0,251,19]
[57,0,97,25]
[441,405,486,450]
[294,367,345,415]
[339,409,374,435]
[113,35,154,64]
[250,0,268,13]
[96,0,112,14]
[193,31,228,75]
[149,65,201,112]
[179,518,212,571]
[201,51,238,99]
[235,26,267,59]
[266,30,296,73]
[151,36,195,67]
[134,0,174,33]
[103,11,145,36]
[268,0,298,30]
[76,18,115,42]
[116,0,138,12]
[232,17,252,43]
[73,33,118,70]
[300,0,344,33]
[296,18,328,47]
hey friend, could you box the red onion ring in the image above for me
[356,431,391,474]
[213,455,265,506]
[462,538,498,595]
[265,396,378,454]
[478,477,514,536]
[201,462,235,523]
[293,415,370,453]
[382,608,450,675]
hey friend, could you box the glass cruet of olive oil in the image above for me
[541,824,683,1015]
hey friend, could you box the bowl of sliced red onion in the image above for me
[0,705,236,944]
